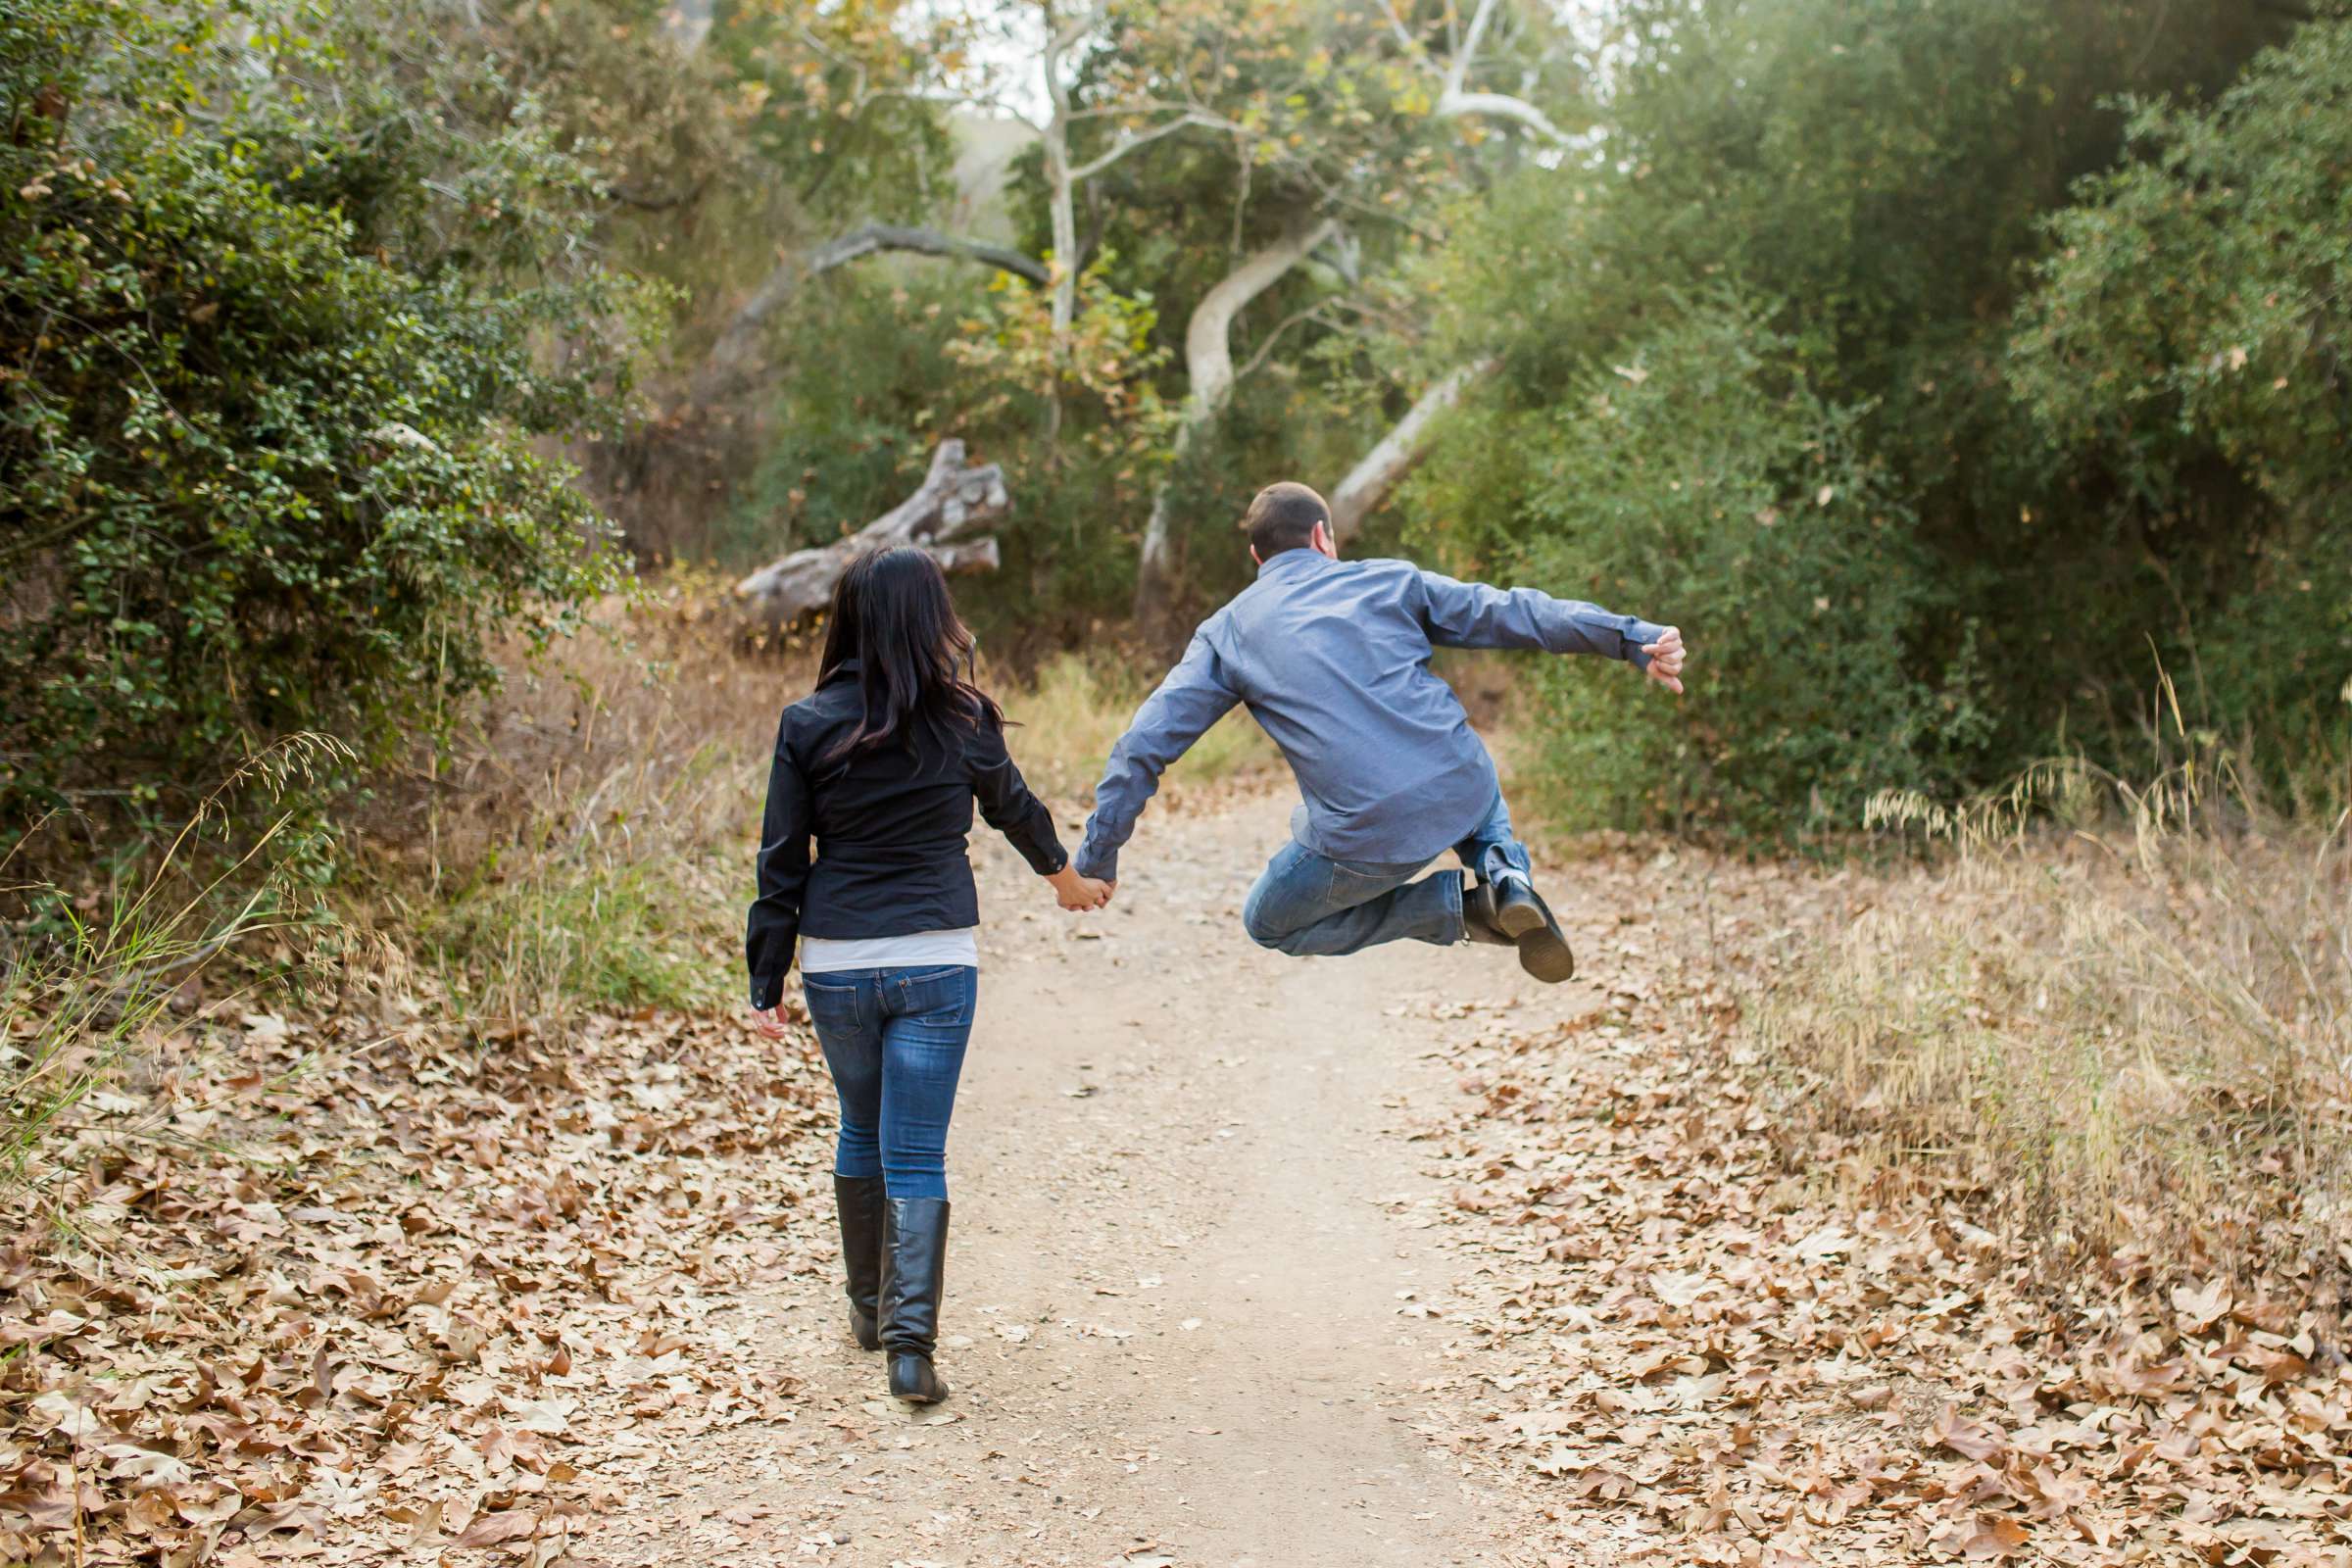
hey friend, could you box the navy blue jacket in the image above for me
[747,662,1065,1008]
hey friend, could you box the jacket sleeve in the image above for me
[970,716,1069,877]
[1416,569,1668,667]
[1074,632,1240,881]
[745,712,811,1010]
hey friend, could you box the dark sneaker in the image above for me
[1489,872,1575,984]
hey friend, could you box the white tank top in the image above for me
[799,927,980,974]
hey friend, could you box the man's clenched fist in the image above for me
[1642,627,1688,695]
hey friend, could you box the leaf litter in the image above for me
[1405,854,2351,1565]
[0,982,835,1565]
[7,814,2349,1566]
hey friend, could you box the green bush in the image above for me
[0,1,647,830]
[1503,303,1989,838]
[2011,19,2352,795]
[1405,0,2325,835]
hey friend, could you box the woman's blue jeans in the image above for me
[801,965,977,1200]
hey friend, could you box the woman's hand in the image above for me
[748,1005,790,1039]
[1048,863,1112,911]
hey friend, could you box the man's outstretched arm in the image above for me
[1074,634,1240,882]
[1417,570,1684,687]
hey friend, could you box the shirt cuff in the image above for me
[1623,616,1670,667]
[1073,843,1119,882]
[1017,836,1069,878]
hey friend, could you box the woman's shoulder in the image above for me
[775,682,854,748]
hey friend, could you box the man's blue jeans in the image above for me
[801,965,977,1200]
[1240,793,1533,957]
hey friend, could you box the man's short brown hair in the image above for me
[1242,481,1331,560]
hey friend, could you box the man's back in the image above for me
[1205,552,1497,863]
[1073,545,1664,880]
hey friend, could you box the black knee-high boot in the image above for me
[833,1174,886,1352]
[878,1197,951,1403]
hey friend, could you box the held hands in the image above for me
[1641,626,1689,696]
[1048,863,1114,912]
[747,1005,790,1040]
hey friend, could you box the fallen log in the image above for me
[734,440,1010,627]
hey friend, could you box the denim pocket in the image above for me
[893,966,974,1027]
[802,976,864,1032]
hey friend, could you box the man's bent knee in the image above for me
[1241,889,1293,950]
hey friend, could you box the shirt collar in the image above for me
[1255,548,1336,579]
[820,657,862,687]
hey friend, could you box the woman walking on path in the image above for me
[745,548,1111,1403]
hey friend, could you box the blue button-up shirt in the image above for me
[1075,550,1667,879]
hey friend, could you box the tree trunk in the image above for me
[734,441,1012,627]
[1328,359,1495,542]
[1132,215,1340,628]
[1041,16,1082,337]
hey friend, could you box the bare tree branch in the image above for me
[1135,215,1341,618]
[1329,359,1496,541]
[1442,0,1501,99]
[695,224,1049,402]
[1067,110,1237,181]
[1378,0,1417,52]
[1432,0,1571,145]
[1182,215,1340,415]
[1437,87,1569,143]
[807,223,1049,281]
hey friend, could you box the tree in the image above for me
[696,0,1584,629]
[1399,0,2312,832]
[2012,16,2352,776]
[1047,0,1583,624]
[0,1,642,825]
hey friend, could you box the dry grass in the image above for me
[0,735,352,1185]
[1757,752,2352,1282]
[355,574,1275,1022]
[991,651,1276,800]
[345,570,788,1021]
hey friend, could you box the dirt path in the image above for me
[544,783,2352,1568]
[19,781,2332,1566]
[585,787,1615,1568]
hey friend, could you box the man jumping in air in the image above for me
[1074,482,1687,982]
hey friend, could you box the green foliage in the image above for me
[1,1,647,829]
[2012,20,2352,783]
[731,274,979,566]
[1408,0,2331,834]
[709,0,958,226]
[1502,304,1987,837]
[740,261,1176,636]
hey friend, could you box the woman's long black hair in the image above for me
[816,546,1004,766]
